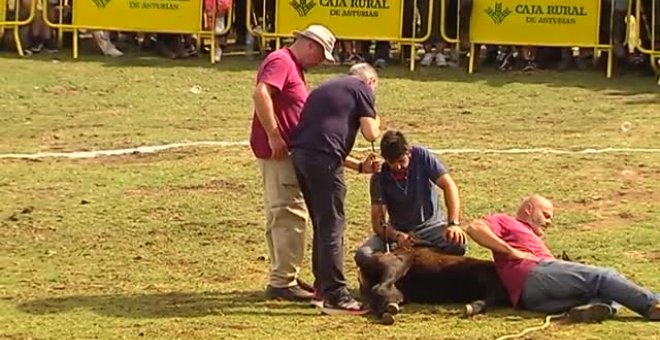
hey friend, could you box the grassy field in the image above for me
[1,52,660,340]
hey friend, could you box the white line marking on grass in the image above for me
[1,141,660,160]
[0,141,249,160]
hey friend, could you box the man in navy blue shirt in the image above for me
[290,63,382,315]
[355,130,467,269]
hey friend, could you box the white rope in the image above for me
[495,313,566,340]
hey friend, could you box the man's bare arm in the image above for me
[465,219,539,261]
[252,82,287,159]
[464,219,516,255]
[435,174,460,222]
[252,82,278,137]
[370,204,402,240]
[359,115,381,142]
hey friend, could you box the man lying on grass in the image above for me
[465,194,660,322]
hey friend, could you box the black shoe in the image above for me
[296,278,315,293]
[321,293,369,316]
[568,303,614,323]
[265,285,314,302]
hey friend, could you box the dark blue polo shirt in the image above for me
[290,75,376,160]
[370,146,448,231]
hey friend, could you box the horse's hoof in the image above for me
[462,304,474,318]
[381,312,395,325]
[386,302,400,316]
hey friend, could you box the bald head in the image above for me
[516,194,554,236]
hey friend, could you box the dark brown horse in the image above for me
[356,246,511,325]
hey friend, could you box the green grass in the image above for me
[1,52,660,339]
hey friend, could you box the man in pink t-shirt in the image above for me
[465,195,660,322]
[249,25,336,302]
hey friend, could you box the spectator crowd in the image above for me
[1,0,658,76]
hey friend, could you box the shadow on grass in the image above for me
[1,47,658,98]
[14,288,537,322]
[14,289,653,325]
[16,290,321,318]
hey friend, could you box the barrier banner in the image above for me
[276,0,404,39]
[73,0,202,32]
[1,0,8,22]
[470,0,601,46]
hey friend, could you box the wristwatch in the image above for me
[448,220,460,227]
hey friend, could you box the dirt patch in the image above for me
[563,192,653,230]
[77,151,168,165]
[561,177,660,230]
[127,178,247,197]
[625,251,660,262]
[178,179,246,192]
[649,251,660,261]
[73,148,208,165]
[46,85,79,95]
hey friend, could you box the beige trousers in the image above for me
[258,156,308,288]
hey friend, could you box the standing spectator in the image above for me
[204,0,232,62]
[290,63,382,315]
[249,25,336,302]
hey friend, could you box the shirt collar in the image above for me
[284,47,305,70]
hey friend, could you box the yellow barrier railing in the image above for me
[40,0,232,63]
[630,0,659,73]
[445,0,616,78]
[1,0,37,56]
[439,0,467,52]
[246,0,435,71]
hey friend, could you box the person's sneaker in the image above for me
[647,303,660,321]
[346,54,364,66]
[320,294,369,316]
[373,58,387,69]
[214,46,223,63]
[498,52,515,71]
[105,47,123,58]
[568,303,614,323]
[265,285,314,302]
[310,292,324,308]
[29,42,44,53]
[420,52,435,66]
[522,61,537,72]
[435,53,448,67]
[296,278,315,293]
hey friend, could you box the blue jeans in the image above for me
[354,224,467,266]
[522,260,659,317]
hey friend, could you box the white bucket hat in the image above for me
[293,24,337,63]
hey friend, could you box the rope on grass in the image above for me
[494,313,566,340]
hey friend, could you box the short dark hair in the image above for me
[380,130,410,162]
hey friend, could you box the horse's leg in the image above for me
[371,252,412,323]
[462,272,510,318]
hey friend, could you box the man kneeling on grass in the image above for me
[465,194,660,322]
[354,130,467,267]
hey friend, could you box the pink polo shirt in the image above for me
[483,214,555,307]
[249,48,308,159]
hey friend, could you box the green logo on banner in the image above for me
[290,0,316,17]
[92,0,111,9]
[486,2,512,24]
